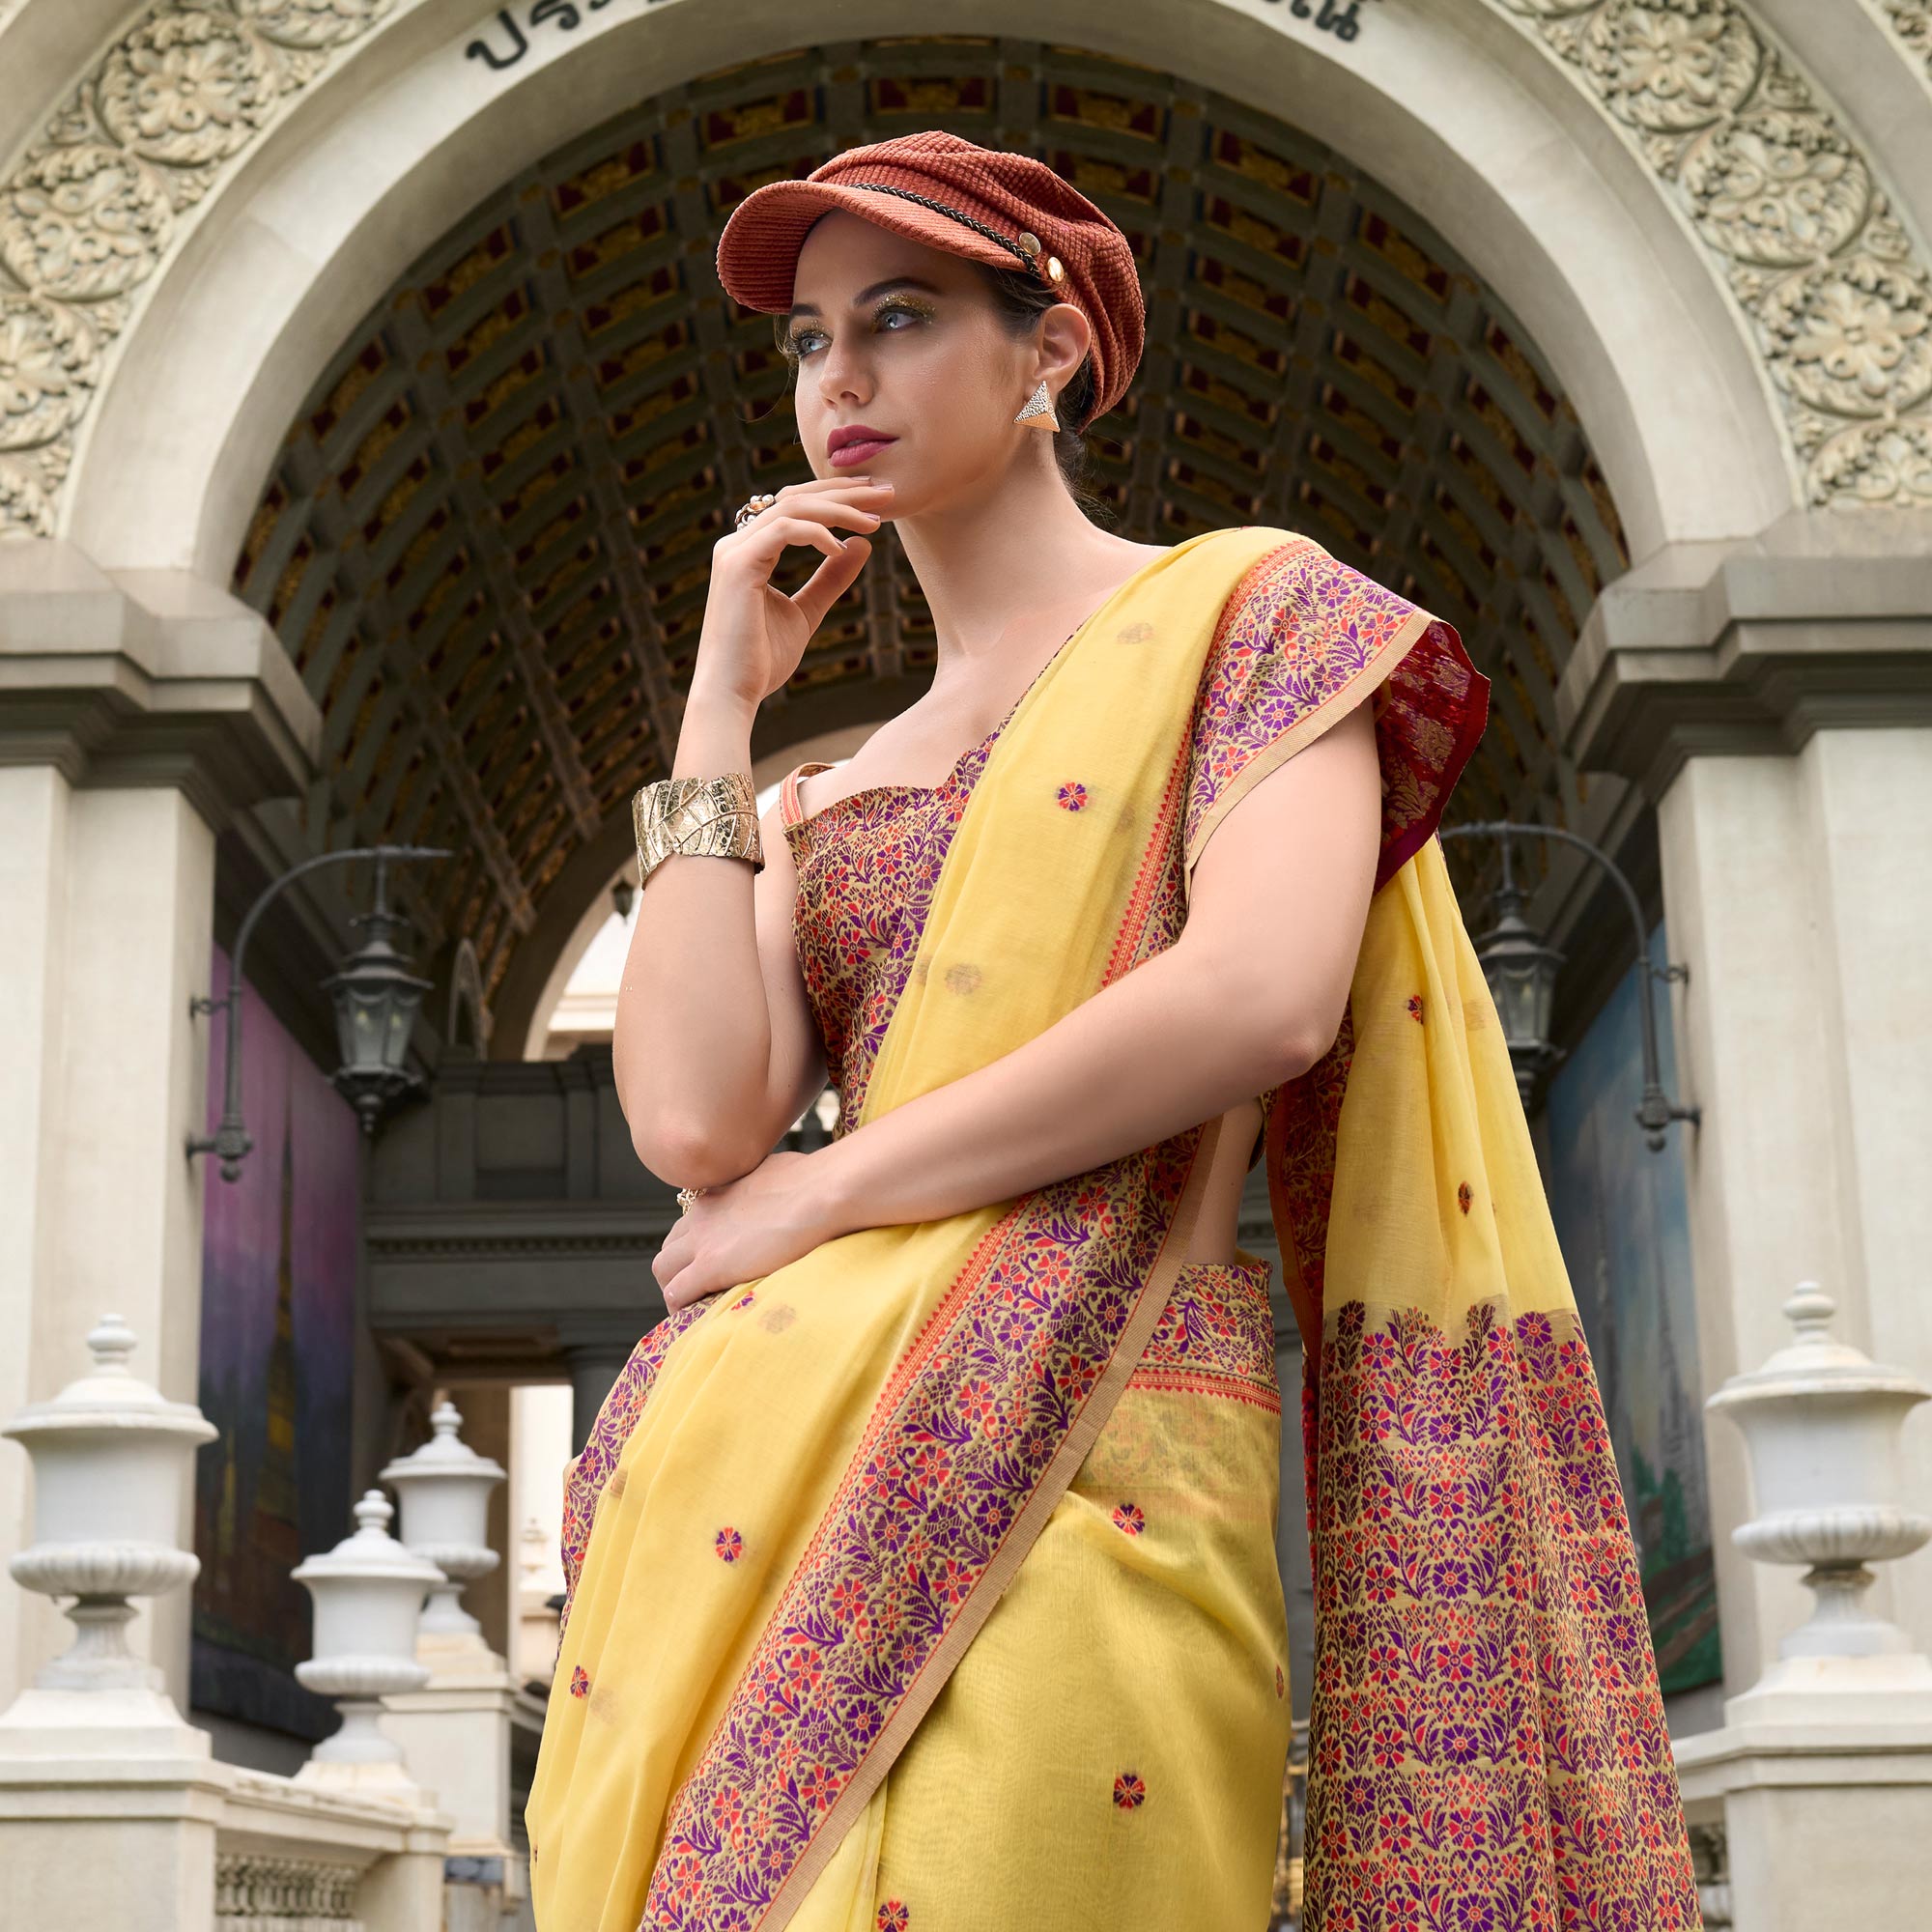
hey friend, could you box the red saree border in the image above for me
[1124,1367,1280,1413]
[1298,1296,1703,1932]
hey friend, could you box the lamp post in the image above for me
[1439,821,1699,1149]
[188,844,448,1179]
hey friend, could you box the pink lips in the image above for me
[829,435,896,469]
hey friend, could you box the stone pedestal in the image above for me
[384,1643,534,1926]
[1671,1275,1932,1929]
[1676,1710,1932,1932]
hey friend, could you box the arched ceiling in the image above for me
[231,34,1631,1010]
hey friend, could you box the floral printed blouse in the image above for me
[775,543,1375,1162]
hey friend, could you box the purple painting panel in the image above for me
[191,945,360,1740]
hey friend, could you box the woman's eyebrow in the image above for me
[785,275,946,321]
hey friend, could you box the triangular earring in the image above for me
[1013,379,1060,433]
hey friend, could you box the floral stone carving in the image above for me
[1491,0,1932,507]
[0,0,395,537]
[1,0,1930,536]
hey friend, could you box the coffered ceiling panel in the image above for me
[233,35,1630,1004]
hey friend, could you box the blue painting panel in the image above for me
[1542,922,1720,1693]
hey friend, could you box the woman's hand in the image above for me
[695,478,894,709]
[652,1149,847,1312]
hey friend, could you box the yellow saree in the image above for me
[527,527,1701,1932]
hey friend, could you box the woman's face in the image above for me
[782,211,1084,516]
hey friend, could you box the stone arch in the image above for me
[209,32,1669,1023]
[14,0,1816,569]
[8,0,1921,1038]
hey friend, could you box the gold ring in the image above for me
[676,1185,701,1214]
[733,493,778,531]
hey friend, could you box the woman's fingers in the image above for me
[760,481,892,528]
[789,534,872,631]
[653,1213,711,1310]
[739,514,852,563]
[763,495,888,540]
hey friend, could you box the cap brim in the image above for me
[716,179,1020,312]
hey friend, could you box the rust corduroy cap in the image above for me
[715,130,1146,432]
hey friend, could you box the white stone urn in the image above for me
[380,1400,505,1646]
[1707,1282,1932,1690]
[1,1312,216,1696]
[292,1490,444,1793]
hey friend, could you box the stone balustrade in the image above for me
[0,1318,454,1932]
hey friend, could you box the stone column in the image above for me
[0,541,319,1712]
[1559,509,1932,1693]
[562,1334,638,1456]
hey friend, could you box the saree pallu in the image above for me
[526,526,1702,1932]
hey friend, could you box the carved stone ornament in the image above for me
[1489,0,1932,508]
[1,0,1930,537]
[0,0,396,538]
[1871,2,1932,80]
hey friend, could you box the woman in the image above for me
[526,131,1701,1932]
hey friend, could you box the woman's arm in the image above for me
[612,682,825,1183]
[810,697,1382,1235]
[613,478,886,1181]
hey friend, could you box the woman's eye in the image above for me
[787,307,923,358]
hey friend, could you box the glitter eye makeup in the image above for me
[782,294,938,360]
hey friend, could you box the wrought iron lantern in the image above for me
[1467,836,1567,1105]
[189,844,448,1179]
[324,851,436,1133]
[1441,821,1699,1149]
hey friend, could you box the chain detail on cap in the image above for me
[843,181,1051,282]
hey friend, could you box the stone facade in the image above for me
[0,5,1928,1924]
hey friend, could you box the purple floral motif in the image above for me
[1125,1256,1279,1411]
[1180,540,1483,891]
